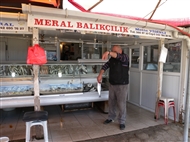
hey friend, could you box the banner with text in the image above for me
[28,14,173,39]
[0,20,28,32]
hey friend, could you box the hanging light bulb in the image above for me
[58,71,62,77]
[11,72,16,77]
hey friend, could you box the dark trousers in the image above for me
[108,84,128,124]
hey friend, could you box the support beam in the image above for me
[157,39,165,98]
[32,27,40,111]
[154,38,165,117]
[32,27,43,139]
[148,0,161,20]
[87,0,103,11]
[183,49,190,142]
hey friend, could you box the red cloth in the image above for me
[27,44,47,65]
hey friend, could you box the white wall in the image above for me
[0,41,6,61]
[7,38,31,61]
[162,74,180,118]
[141,72,157,111]
[129,71,140,105]
[129,69,180,120]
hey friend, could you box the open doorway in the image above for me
[60,42,81,60]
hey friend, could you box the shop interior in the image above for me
[0,28,182,110]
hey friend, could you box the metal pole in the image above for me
[56,41,60,62]
[81,41,84,59]
[154,39,164,117]
[183,49,190,142]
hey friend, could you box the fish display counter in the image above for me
[0,60,109,108]
[0,63,34,97]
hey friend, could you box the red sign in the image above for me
[33,18,128,33]
[28,14,173,38]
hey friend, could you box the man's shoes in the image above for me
[104,119,113,124]
[120,124,125,130]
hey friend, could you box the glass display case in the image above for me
[39,61,83,95]
[39,59,109,95]
[0,63,34,97]
[0,60,108,97]
[0,60,109,108]
[78,59,109,93]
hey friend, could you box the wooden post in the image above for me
[32,27,41,111]
[32,27,43,139]
[33,65,40,111]
[154,39,164,117]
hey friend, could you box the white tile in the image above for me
[0,103,165,142]
[69,131,91,142]
[104,128,123,135]
[63,120,81,128]
[12,131,25,141]
[131,122,149,130]
[82,126,100,132]
[87,130,107,139]
[65,127,85,134]
[32,138,53,142]
[121,125,136,132]
[79,121,96,127]
[52,135,72,142]
[50,129,70,137]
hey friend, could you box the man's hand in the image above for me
[97,74,102,83]
[102,51,109,60]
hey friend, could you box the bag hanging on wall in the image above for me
[27,44,47,65]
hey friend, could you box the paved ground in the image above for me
[9,122,186,142]
[80,122,185,142]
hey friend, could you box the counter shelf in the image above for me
[0,64,34,97]
[39,60,109,95]
[0,60,109,108]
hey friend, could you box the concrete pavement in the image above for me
[80,122,186,142]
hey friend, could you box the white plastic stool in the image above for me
[0,137,9,142]
[23,111,48,142]
[155,97,176,124]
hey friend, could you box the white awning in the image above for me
[62,0,190,20]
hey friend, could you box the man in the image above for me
[97,45,129,130]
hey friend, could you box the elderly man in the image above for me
[97,45,129,130]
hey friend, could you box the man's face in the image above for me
[112,46,121,54]
[112,46,117,53]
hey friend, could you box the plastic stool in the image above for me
[155,97,176,124]
[23,111,48,142]
[0,137,9,142]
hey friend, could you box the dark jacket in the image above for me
[102,53,129,85]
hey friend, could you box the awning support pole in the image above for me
[154,39,164,117]
[183,49,190,142]
[33,27,40,111]
[32,27,43,139]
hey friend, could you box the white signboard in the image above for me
[27,14,173,39]
[159,45,168,63]
[0,20,28,32]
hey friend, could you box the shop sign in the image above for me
[130,27,172,38]
[0,20,28,32]
[28,14,173,39]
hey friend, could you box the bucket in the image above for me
[0,137,9,142]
